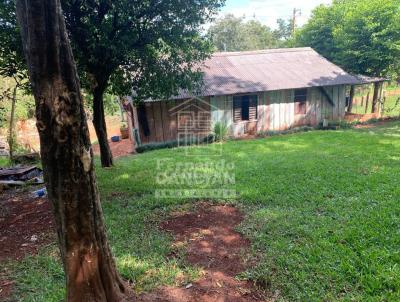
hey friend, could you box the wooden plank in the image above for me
[190,98,198,133]
[0,166,38,178]
[286,90,292,129]
[145,103,156,143]
[278,90,285,130]
[233,96,241,124]
[271,91,277,130]
[332,86,339,120]
[264,92,270,131]
[167,100,178,141]
[307,88,315,125]
[153,101,164,142]
[339,85,346,119]
[257,93,265,132]
[197,97,211,133]
[160,101,170,141]
[210,96,219,127]
[312,88,318,125]
[287,90,294,128]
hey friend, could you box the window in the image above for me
[295,89,307,115]
[233,95,258,122]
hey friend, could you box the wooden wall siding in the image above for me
[257,92,269,132]
[211,95,234,133]
[153,101,164,142]
[143,103,155,144]
[166,100,178,141]
[138,98,211,143]
[138,85,348,143]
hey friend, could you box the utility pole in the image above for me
[292,8,301,37]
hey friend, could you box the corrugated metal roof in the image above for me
[353,74,387,84]
[172,47,361,99]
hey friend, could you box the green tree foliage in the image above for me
[61,0,225,99]
[273,18,293,45]
[1,0,225,166]
[62,0,225,166]
[208,14,278,52]
[297,0,400,78]
[0,77,34,127]
[0,0,26,81]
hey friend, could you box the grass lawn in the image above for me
[0,157,10,168]
[352,85,400,117]
[5,121,400,301]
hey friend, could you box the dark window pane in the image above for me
[233,95,258,122]
[295,89,307,115]
[241,96,250,120]
[295,89,307,102]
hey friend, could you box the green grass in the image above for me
[383,95,400,117]
[4,121,400,301]
[352,86,400,117]
[0,156,10,167]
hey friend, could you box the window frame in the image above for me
[233,94,258,123]
[294,89,308,115]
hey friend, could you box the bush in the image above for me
[317,120,354,130]
[213,122,229,142]
[136,134,215,153]
[257,126,314,138]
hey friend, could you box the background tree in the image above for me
[208,14,278,51]
[273,18,293,47]
[15,0,132,300]
[61,0,224,167]
[208,14,248,51]
[0,0,29,160]
[297,0,400,112]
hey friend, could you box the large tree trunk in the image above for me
[15,0,132,301]
[347,85,355,113]
[371,82,382,113]
[8,85,17,161]
[92,84,113,167]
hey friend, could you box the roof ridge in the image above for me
[212,47,314,57]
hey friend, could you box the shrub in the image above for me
[213,122,229,142]
[136,134,215,153]
[317,120,354,130]
[257,126,314,138]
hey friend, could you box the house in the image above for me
[125,47,378,146]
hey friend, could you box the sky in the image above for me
[220,0,332,29]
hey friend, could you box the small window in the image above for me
[233,95,258,122]
[295,89,307,115]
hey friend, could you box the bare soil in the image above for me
[9,115,122,152]
[0,188,55,301]
[92,138,135,158]
[354,117,400,129]
[138,203,267,302]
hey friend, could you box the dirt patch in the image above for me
[14,116,122,152]
[138,203,267,302]
[0,189,55,261]
[92,138,135,159]
[354,117,400,129]
[0,188,55,301]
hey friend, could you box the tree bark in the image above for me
[347,85,355,113]
[8,85,17,160]
[92,84,113,167]
[371,82,382,113]
[15,0,132,301]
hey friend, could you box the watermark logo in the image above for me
[155,159,236,199]
[154,96,236,199]
[169,96,222,156]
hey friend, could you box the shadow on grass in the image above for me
[6,121,400,301]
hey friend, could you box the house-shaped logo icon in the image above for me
[168,96,222,156]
